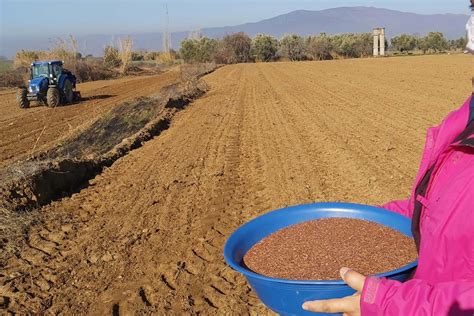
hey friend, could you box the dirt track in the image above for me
[0,71,179,168]
[1,55,472,314]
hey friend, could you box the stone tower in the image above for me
[373,28,386,57]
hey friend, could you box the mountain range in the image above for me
[1,6,469,58]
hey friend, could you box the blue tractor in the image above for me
[16,60,81,108]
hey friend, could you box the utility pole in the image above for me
[162,4,172,58]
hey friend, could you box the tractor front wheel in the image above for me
[16,88,30,109]
[47,87,60,108]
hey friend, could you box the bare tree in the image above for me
[220,32,252,64]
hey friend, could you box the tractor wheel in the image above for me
[47,87,60,108]
[16,88,30,109]
[63,79,74,104]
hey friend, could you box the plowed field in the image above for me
[1,55,472,314]
[0,71,179,168]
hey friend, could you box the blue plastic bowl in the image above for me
[224,202,417,316]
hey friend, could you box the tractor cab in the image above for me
[16,60,80,108]
[30,60,64,85]
[31,62,50,79]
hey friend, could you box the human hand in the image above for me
[302,267,366,316]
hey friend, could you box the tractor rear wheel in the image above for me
[47,87,60,108]
[63,79,74,104]
[16,88,30,109]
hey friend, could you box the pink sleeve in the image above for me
[380,199,411,218]
[361,277,474,315]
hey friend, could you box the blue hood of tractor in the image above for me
[29,77,48,93]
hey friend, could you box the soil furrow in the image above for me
[1,55,471,314]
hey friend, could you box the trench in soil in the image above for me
[0,80,209,214]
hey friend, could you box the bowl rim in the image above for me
[224,202,419,285]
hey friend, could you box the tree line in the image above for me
[390,32,466,53]
[180,32,467,64]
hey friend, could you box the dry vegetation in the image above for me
[118,37,134,74]
[0,63,216,272]
[2,36,118,88]
[1,36,170,89]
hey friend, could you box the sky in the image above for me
[0,0,471,39]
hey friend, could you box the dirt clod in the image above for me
[0,296,10,308]
[61,224,73,233]
[88,254,99,264]
[101,253,114,262]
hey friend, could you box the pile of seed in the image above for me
[243,218,418,280]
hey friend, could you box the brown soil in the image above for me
[244,218,418,280]
[0,81,208,214]
[0,55,471,315]
[0,71,179,168]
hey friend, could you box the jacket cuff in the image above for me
[361,277,383,315]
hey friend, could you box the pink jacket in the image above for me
[361,95,474,315]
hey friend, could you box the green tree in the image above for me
[251,34,278,62]
[180,39,198,63]
[353,33,373,57]
[336,35,358,58]
[416,37,430,54]
[197,37,219,62]
[421,32,448,53]
[279,34,306,61]
[180,37,219,63]
[454,37,468,50]
[391,34,417,52]
[306,34,333,60]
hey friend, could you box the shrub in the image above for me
[0,67,28,88]
[156,50,178,64]
[180,37,219,63]
[338,36,358,57]
[447,37,467,51]
[132,51,145,61]
[196,38,218,63]
[221,32,252,64]
[118,37,133,74]
[306,34,333,60]
[251,34,278,62]
[13,50,39,68]
[180,39,198,63]
[330,33,372,58]
[103,45,120,68]
[391,34,417,53]
[279,34,306,61]
[73,59,116,82]
[420,32,448,53]
[144,51,160,61]
[353,33,373,58]
[49,35,78,65]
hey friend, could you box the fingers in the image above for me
[302,295,359,314]
[302,268,366,314]
[340,267,366,292]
